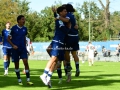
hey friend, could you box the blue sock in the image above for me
[57,68,62,78]
[4,61,8,70]
[43,68,49,76]
[75,62,80,72]
[15,69,21,80]
[47,71,53,81]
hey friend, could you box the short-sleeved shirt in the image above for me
[9,25,27,49]
[2,29,12,48]
[53,17,70,44]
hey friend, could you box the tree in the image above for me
[98,0,110,29]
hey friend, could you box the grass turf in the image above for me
[0,60,120,90]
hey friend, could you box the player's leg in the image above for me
[40,56,57,87]
[6,48,12,75]
[3,55,8,75]
[63,60,67,76]
[2,47,11,75]
[71,51,80,77]
[47,58,58,88]
[57,61,63,84]
[88,57,92,66]
[91,57,94,66]
[65,51,72,72]
[46,44,52,57]
[71,40,80,77]
[12,49,22,85]
[22,59,33,85]
[21,49,33,85]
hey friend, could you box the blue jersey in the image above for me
[2,29,12,48]
[67,12,78,36]
[10,25,27,49]
[53,19,69,44]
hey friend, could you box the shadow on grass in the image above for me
[0,66,120,90]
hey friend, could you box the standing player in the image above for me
[0,22,12,75]
[40,6,70,88]
[23,36,31,74]
[7,15,33,85]
[86,41,95,66]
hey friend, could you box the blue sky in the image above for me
[27,0,120,13]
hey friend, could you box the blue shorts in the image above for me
[65,36,79,51]
[50,41,65,61]
[2,47,12,56]
[11,48,28,62]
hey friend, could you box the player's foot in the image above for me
[58,79,62,84]
[47,80,52,88]
[66,72,71,82]
[4,71,8,76]
[18,82,23,85]
[27,81,34,85]
[40,75,47,85]
[75,71,80,77]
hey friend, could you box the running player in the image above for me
[0,22,12,75]
[7,15,33,85]
[40,6,70,88]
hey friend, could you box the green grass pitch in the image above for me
[0,60,120,90]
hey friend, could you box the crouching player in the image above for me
[40,6,70,88]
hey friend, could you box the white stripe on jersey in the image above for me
[52,40,64,45]
[2,46,12,48]
[68,34,78,36]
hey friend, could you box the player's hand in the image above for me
[28,52,30,56]
[13,45,18,49]
[0,42,3,45]
[74,25,78,30]
[52,6,56,13]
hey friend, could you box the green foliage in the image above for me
[0,0,119,41]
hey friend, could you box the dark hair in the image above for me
[17,15,24,23]
[66,4,75,12]
[57,6,66,14]
[62,4,67,7]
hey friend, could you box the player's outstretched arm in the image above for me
[58,16,70,22]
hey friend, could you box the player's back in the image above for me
[67,12,78,36]
[10,25,27,48]
[2,29,12,48]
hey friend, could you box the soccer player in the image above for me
[0,22,12,75]
[86,41,95,66]
[7,15,33,85]
[40,6,70,88]
[23,37,31,74]
[57,4,80,82]
[52,4,80,82]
